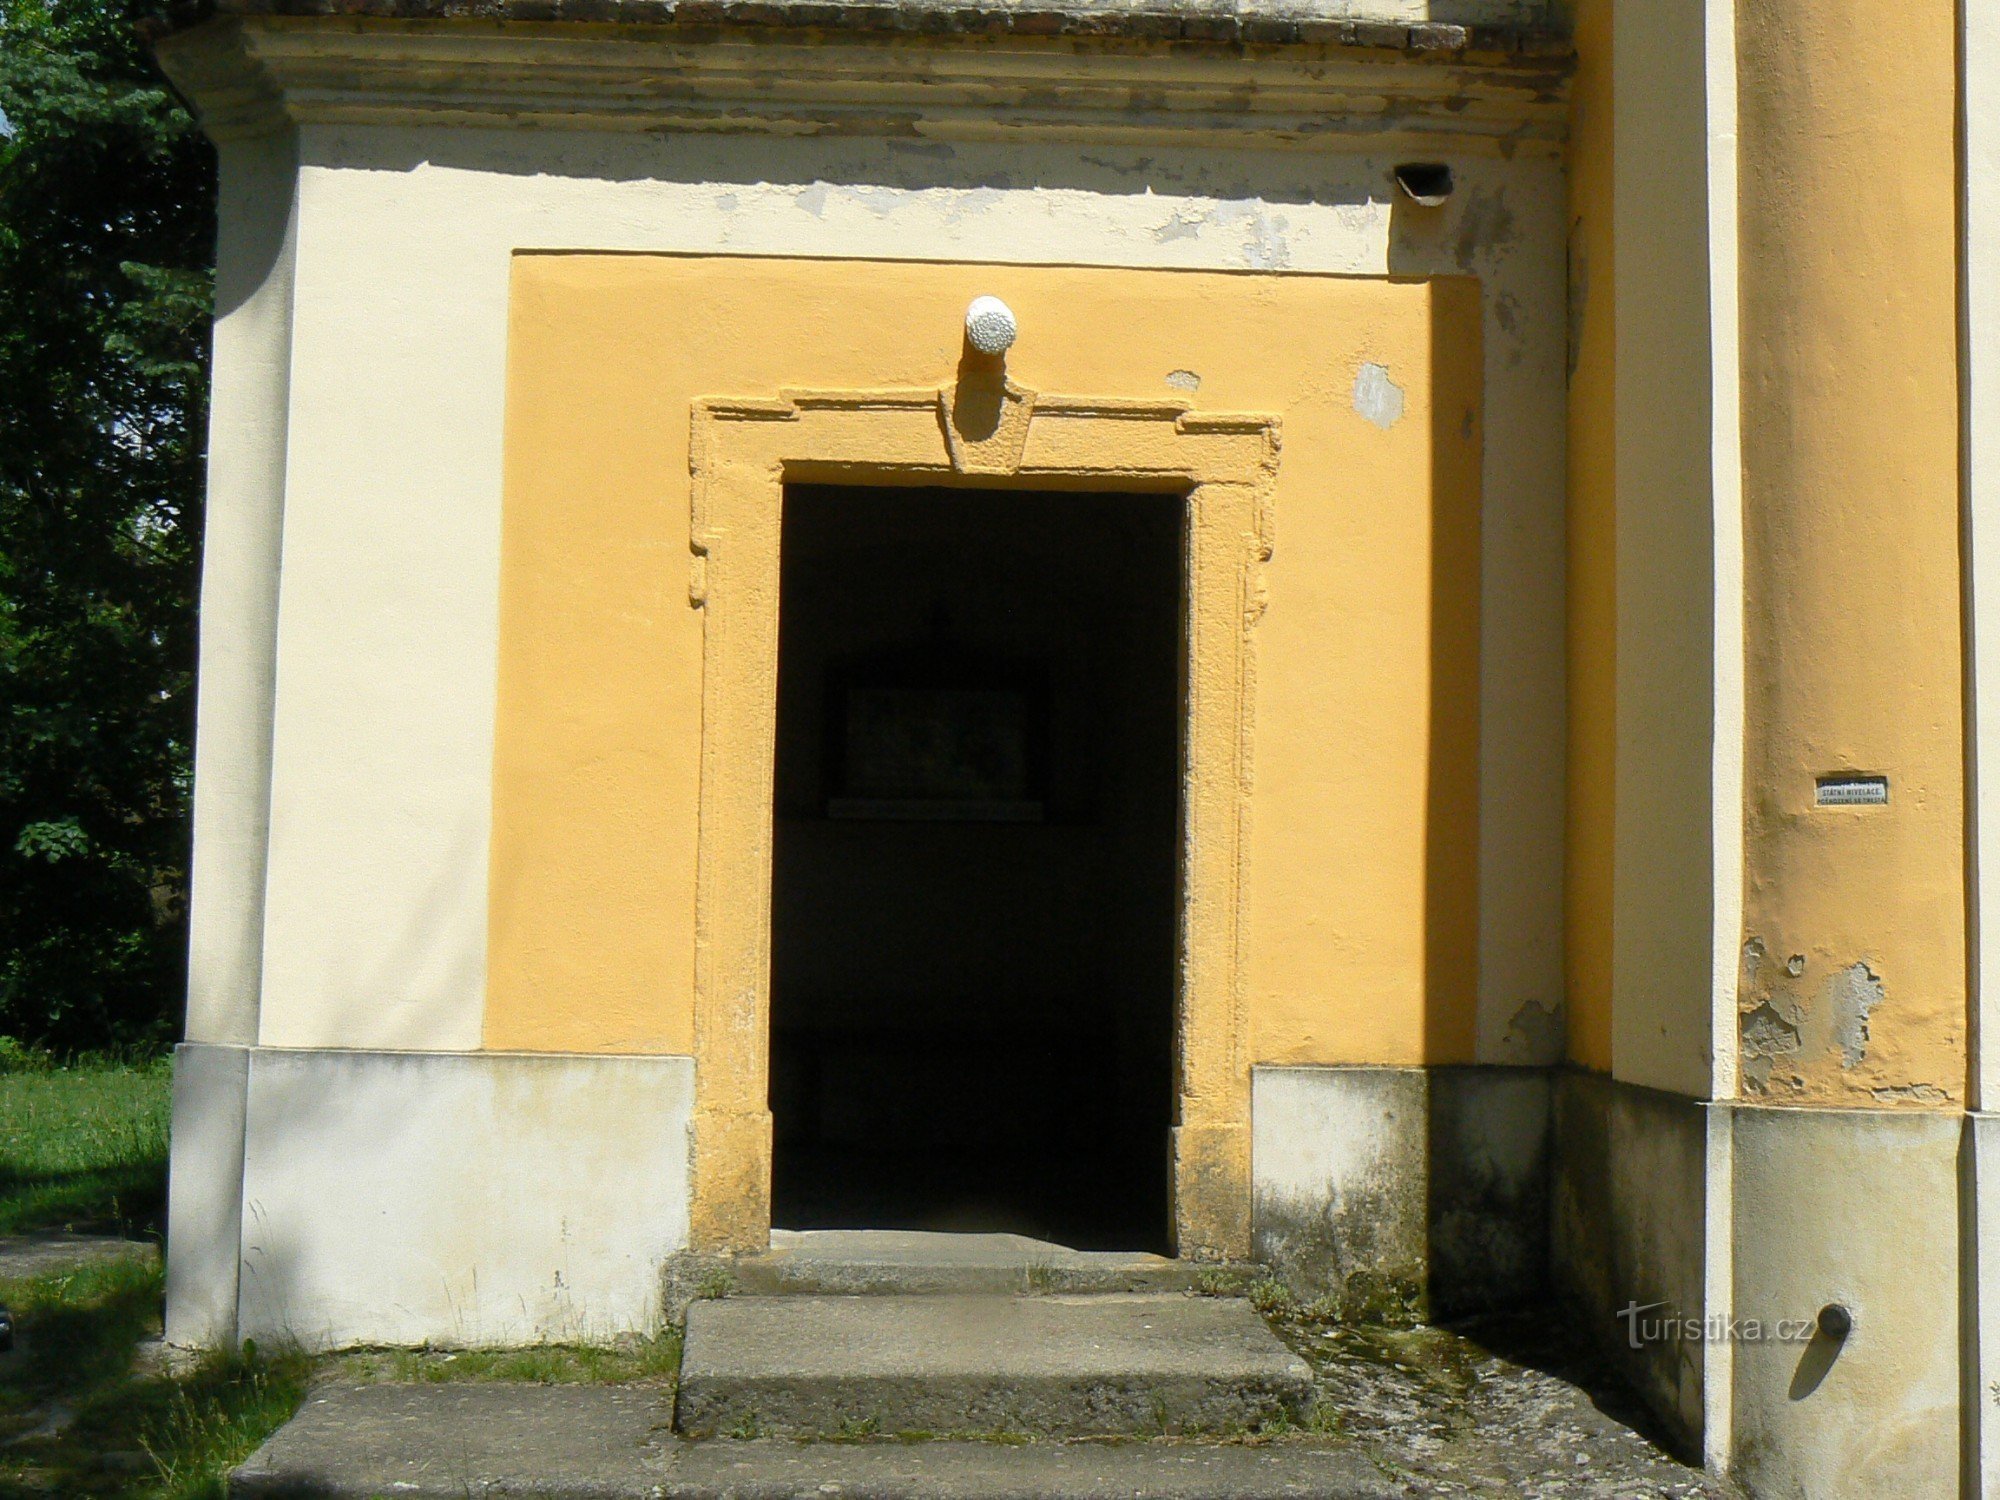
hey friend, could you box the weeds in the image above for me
[138,1345,315,1500]
[1246,1276,1295,1317]
[1021,1256,1062,1295]
[1192,1266,1244,1298]
[692,1265,735,1301]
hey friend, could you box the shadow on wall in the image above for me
[1413,213,1485,1067]
[1251,1064,1553,1323]
[1242,194,1534,1331]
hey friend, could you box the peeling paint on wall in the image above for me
[1740,1001,1804,1089]
[1353,362,1406,428]
[1870,1082,1950,1104]
[1825,962,1882,1068]
[1737,946,1916,1099]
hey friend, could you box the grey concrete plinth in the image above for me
[231,1386,1392,1499]
[723,1229,1211,1297]
[674,1292,1313,1437]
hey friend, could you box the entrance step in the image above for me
[674,1292,1313,1438]
[726,1229,1215,1297]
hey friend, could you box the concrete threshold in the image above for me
[717,1229,1215,1297]
[231,1385,1396,1499]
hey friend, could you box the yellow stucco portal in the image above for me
[489,255,1483,1247]
[685,389,1279,1254]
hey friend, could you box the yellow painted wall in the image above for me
[486,255,1483,1065]
[1564,0,1616,1076]
[1734,0,1965,1103]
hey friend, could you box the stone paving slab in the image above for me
[230,1384,1398,1499]
[232,1385,677,1498]
[666,1435,1396,1498]
[675,1292,1313,1437]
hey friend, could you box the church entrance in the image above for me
[767,483,1183,1252]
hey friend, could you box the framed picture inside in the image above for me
[825,653,1049,821]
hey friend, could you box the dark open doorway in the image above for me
[768,483,1182,1253]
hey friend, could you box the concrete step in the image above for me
[674,1292,1313,1438]
[720,1229,1220,1297]
[231,1385,1395,1499]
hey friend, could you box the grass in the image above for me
[0,1256,314,1500]
[0,1057,310,1498]
[0,1057,170,1234]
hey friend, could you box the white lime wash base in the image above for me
[165,1045,694,1350]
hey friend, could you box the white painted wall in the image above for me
[1609,0,1736,1101]
[185,133,298,1047]
[1965,0,2000,1112]
[241,123,1567,1060]
[1963,2,1999,1492]
[224,1049,694,1349]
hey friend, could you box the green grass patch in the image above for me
[0,1058,170,1234]
[0,1255,312,1499]
[327,1331,683,1387]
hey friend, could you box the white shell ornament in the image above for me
[964,296,1018,356]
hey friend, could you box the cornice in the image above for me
[153,13,1571,153]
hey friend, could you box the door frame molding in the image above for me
[685,377,1279,1259]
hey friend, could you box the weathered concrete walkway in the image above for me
[232,1299,1739,1498]
[232,1384,1396,1498]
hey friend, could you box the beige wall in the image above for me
[1564,0,1615,1076]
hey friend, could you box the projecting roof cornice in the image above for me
[152,5,1572,153]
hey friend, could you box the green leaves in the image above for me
[0,0,214,1052]
[13,820,91,862]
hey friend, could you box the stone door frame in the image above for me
[685,377,1278,1260]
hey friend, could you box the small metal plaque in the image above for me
[1815,776,1888,807]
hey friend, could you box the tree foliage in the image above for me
[0,0,214,1052]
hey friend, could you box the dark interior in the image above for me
[768,483,1183,1252]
